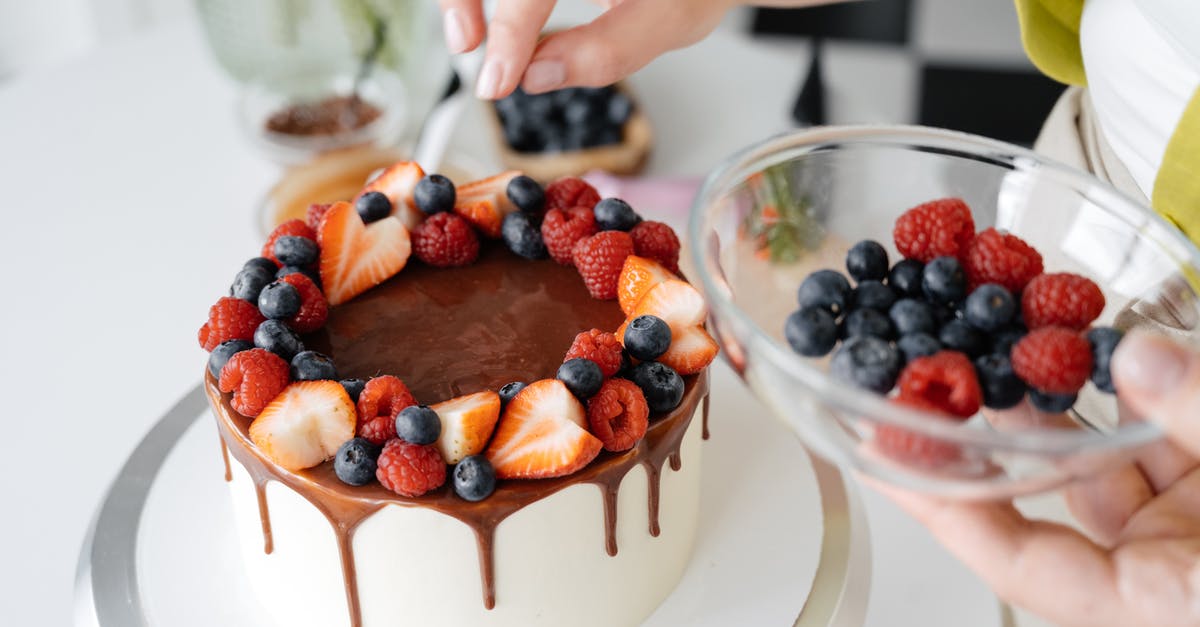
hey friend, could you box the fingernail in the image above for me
[523,59,565,93]
[1113,333,1189,395]
[475,59,502,99]
[442,9,467,54]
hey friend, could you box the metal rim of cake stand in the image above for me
[74,384,880,627]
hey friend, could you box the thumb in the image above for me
[1112,330,1200,456]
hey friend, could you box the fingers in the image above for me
[439,0,486,54]
[1062,463,1154,544]
[1112,331,1200,457]
[474,0,558,99]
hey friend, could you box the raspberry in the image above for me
[412,212,480,267]
[1021,273,1105,330]
[279,273,328,333]
[572,231,635,300]
[897,350,982,418]
[544,176,600,213]
[541,206,598,265]
[892,198,975,263]
[262,219,317,265]
[376,439,447,497]
[306,203,333,231]
[629,221,681,273]
[587,379,649,452]
[875,397,962,466]
[198,296,266,351]
[961,228,1043,293]
[1011,327,1093,394]
[564,329,624,377]
[218,348,290,417]
[356,375,418,445]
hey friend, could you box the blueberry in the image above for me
[607,92,633,126]
[253,319,304,360]
[628,361,685,413]
[841,308,895,340]
[830,336,902,394]
[501,212,548,259]
[797,269,852,316]
[887,259,925,298]
[889,298,936,336]
[991,325,1027,357]
[276,264,321,286]
[414,174,456,215]
[1029,389,1077,413]
[933,303,959,326]
[624,314,673,360]
[340,378,366,403]
[974,354,1027,409]
[207,339,253,379]
[290,350,337,381]
[1086,327,1123,394]
[784,307,837,357]
[231,266,273,303]
[244,256,278,275]
[257,280,301,320]
[851,280,896,312]
[506,175,545,215]
[593,198,641,232]
[273,235,319,266]
[498,381,527,407]
[964,284,1016,332]
[355,191,393,223]
[938,319,988,358]
[846,240,889,282]
[557,358,603,399]
[898,333,942,363]
[454,455,497,502]
[334,438,381,486]
[922,256,967,305]
[563,97,592,127]
[395,405,441,445]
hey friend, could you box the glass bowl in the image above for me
[688,125,1200,499]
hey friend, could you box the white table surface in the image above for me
[0,13,1005,627]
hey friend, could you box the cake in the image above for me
[198,165,718,627]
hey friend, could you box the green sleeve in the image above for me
[1013,0,1087,86]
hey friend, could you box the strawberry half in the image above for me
[617,255,677,316]
[453,171,522,238]
[318,201,411,305]
[356,161,426,230]
[656,325,719,375]
[617,279,717,375]
[432,390,502,465]
[249,380,357,471]
[485,379,602,479]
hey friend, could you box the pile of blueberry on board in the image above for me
[494,86,634,154]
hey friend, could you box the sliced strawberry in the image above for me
[617,255,677,316]
[249,380,356,471]
[318,201,411,305]
[453,171,522,238]
[485,379,602,479]
[432,391,502,464]
[656,325,718,375]
[356,161,426,230]
[618,279,706,336]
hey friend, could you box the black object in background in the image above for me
[792,39,826,126]
[919,65,1065,146]
[752,2,911,44]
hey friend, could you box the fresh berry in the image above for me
[1029,389,1077,413]
[218,348,290,417]
[231,265,274,303]
[355,190,393,223]
[376,440,447,497]
[875,397,962,466]
[411,212,480,267]
[262,220,317,264]
[558,357,604,399]
[544,176,601,212]
[628,221,681,272]
[898,333,942,362]
[594,198,641,232]
[842,308,895,340]
[432,391,502,464]
[453,171,522,238]
[485,379,602,479]
[253,319,305,360]
[974,353,1027,410]
[244,256,278,275]
[356,375,417,445]
[275,264,321,286]
[617,255,675,316]
[198,296,266,351]
[964,283,1016,332]
[922,256,967,304]
[355,161,425,229]
[627,361,685,413]
[564,329,624,377]
[306,203,333,231]
[1021,273,1106,330]
[1086,327,1123,393]
[208,339,253,379]
[318,201,411,305]
[656,326,719,376]
[938,319,988,358]
[506,175,545,215]
[278,273,328,333]
[797,270,852,316]
[498,382,526,407]
[889,298,936,336]
[340,378,366,403]
[395,405,442,445]
[501,212,548,259]
[897,350,982,418]
[414,174,456,214]
[334,438,381,486]
[290,350,337,381]
[991,325,1027,356]
[888,259,925,298]
[1011,327,1093,394]
[453,455,497,501]
[892,197,975,263]
[852,280,896,312]
[257,280,301,320]
[961,228,1043,293]
[846,240,889,282]
[541,206,598,265]
[573,231,635,300]
[624,314,674,360]
[587,378,649,451]
[273,235,319,267]
[617,279,716,375]
[249,380,356,470]
[830,336,902,394]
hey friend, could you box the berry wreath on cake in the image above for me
[197,164,718,627]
